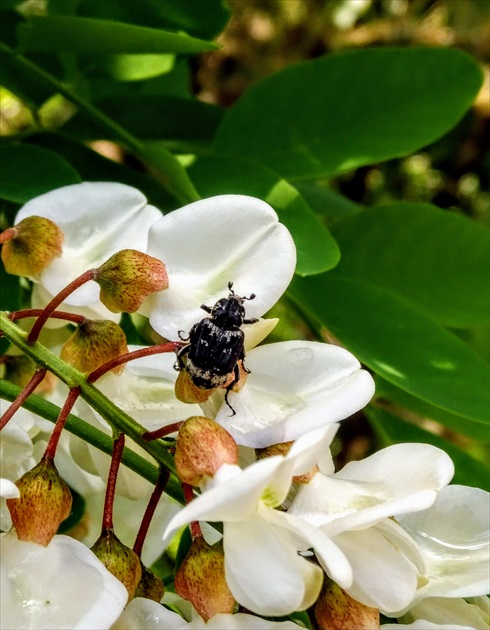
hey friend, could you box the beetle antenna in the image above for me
[243,293,256,301]
[227,281,235,295]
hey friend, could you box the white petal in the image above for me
[403,596,490,629]
[144,195,296,339]
[272,509,353,589]
[224,514,323,616]
[0,532,127,629]
[200,613,304,629]
[217,340,375,447]
[163,457,284,540]
[0,478,19,499]
[112,598,188,629]
[16,182,161,304]
[396,485,490,606]
[286,424,339,477]
[334,527,419,614]
[382,622,474,629]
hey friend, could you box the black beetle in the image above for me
[175,282,258,414]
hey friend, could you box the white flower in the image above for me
[394,485,490,612]
[0,531,127,629]
[112,597,304,629]
[288,443,455,613]
[392,595,490,630]
[163,427,352,617]
[0,478,19,499]
[213,339,375,447]
[143,194,296,340]
[15,182,162,320]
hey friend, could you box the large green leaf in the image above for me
[18,15,218,55]
[366,406,489,491]
[77,0,230,40]
[289,274,490,423]
[329,203,490,327]
[0,144,81,203]
[375,376,489,441]
[187,154,340,276]
[213,48,483,180]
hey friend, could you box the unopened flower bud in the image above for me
[94,249,168,313]
[1,216,63,276]
[223,359,248,393]
[2,355,56,394]
[91,529,142,601]
[314,578,379,630]
[135,564,165,602]
[7,457,72,546]
[175,416,238,486]
[175,368,214,404]
[175,538,235,621]
[60,319,128,374]
[256,441,318,484]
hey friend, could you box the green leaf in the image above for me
[62,95,224,149]
[187,154,340,276]
[78,0,230,40]
[0,144,81,203]
[375,376,489,441]
[213,47,483,180]
[366,405,489,491]
[289,274,490,423]
[293,181,361,224]
[329,203,490,327]
[88,53,175,82]
[18,15,219,55]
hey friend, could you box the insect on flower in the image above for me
[175,282,258,414]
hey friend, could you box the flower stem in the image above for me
[103,432,125,531]
[182,482,202,539]
[9,309,86,326]
[133,469,170,557]
[143,421,183,441]
[0,368,47,430]
[43,386,80,460]
[27,269,96,343]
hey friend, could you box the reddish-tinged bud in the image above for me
[1,216,63,276]
[94,249,168,313]
[223,359,248,393]
[175,538,235,621]
[256,441,318,483]
[91,529,142,601]
[60,319,128,374]
[175,369,214,405]
[175,416,238,486]
[135,564,165,602]
[7,457,72,546]
[315,578,380,630]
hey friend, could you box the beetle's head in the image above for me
[211,296,246,327]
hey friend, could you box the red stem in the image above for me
[9,309,86,326]
[182,482,202,539]
[0,368,47,430]
[27,269,96,343]
[87,341,182,383]
[43,386,80,459]
[142,421,183,441]
[102,432,125,531]
[133,469,170,557]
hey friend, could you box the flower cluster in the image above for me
[0,183,488,630]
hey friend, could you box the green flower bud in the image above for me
[7,457,72,546]
[1,216,63,276]
[94,249,168,313]
[135,564,165,603]
[60,319,128,374]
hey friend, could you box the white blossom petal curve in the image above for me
[143,194,296,339]
[223,513,323,616]
[395,485,490,610]
[1,532,127,629]
[216,340,375,448]
[16,182,162,308]
[0,478,19,499]
[400,596,490,630]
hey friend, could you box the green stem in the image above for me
[0,41,199,205]
[0,379,183,503]
[0,312,176,475]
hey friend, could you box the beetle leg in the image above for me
[174,344,190,371]
[177,330,190,341]
[243,317,259,325]
[200,304,213,314]
[224,363,240,416]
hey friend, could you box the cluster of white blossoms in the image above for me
[0,183,488,630]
